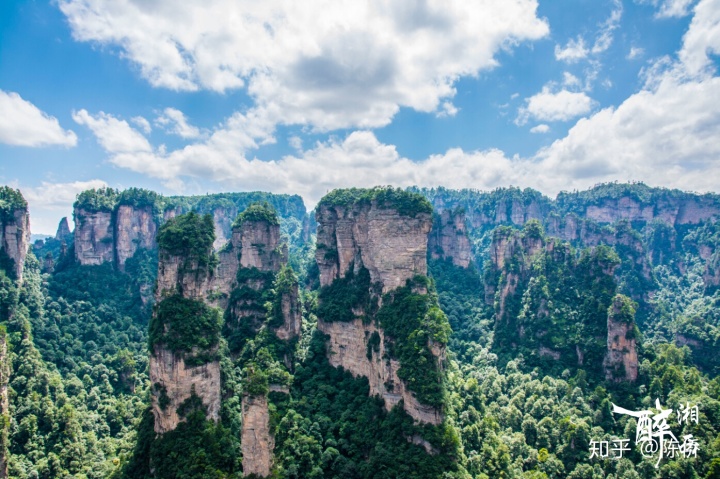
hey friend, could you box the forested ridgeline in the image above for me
[0,184,718,478]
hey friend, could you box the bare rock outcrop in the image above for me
[604,295,639,382]
[316,202,432,293]
[55,216,71,240]
[150,348,221,434]
[0,206,30,282]
[320,318,442,424]
[428,209,472,268]
[74,207,114,266]
[114,205,157,270]
[315,193,443,425]
[150,213,221,434]
[242,395,274,477]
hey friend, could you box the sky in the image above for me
[1,0,719,234]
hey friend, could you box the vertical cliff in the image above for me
[487,221,621,375]
[73,188,118,266]
[114,204,158,270]
[604,295,639,382]
[149,212,221,434]
[219,203,300,477]
[314,188,446,425]
[428,208,472,268]
[0,187,30,283]
[54,216,71,240]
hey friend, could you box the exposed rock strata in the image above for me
[428,209,472,268]
[74,208,114,266]
[315,198,443,424]
[150,348,221,434]
[316,203,432,293]
[55,216,71,240]
[114,205,157,269]
[1,207,30,282]
[604,296,639,382]
[241,395,274,477]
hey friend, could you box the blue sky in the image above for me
[1,0,719,233]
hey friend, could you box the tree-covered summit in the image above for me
[0,186,27,220]
[231,201,280,228]
[73,187,119,213]
[157,211,215,266]
[318,186,433,217]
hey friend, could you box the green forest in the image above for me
[1,183,719,478]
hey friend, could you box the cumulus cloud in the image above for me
[555,37,589,63]
[637,0,697,18]
[132,116,152,134]
[679,0,720,76]
[155,108,202,139]
[0,90,77,147]
[73,110,153,153]
[516,87,595,125]
[592,0,623,54]
[627,47,645,60]
[530,124,550,134]
[21,179,108,234]
[58,0,548,131]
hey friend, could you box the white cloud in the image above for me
[555,37,589,63]
[517,87,595,124]
[436,101,459,118]
[679,0,720,76]
[627,47,645,59]
[638,0,697,18]
[0,90,77,147]
[132,116,152,134]
[155,108,202,139]
[288,136,303,152]
[530,124,550,133]
[21,179,108,234]
[73,109,153,153]
[562,72,582,87]
[592,0,623,54]
[59,0,548,131]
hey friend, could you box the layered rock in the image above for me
[241,395,274,478]
[150,348,221,434]
[55,216,71,240]
[320,317,442,424]
[604,295,639,382]
[0,205,30,282]
[114,205,158,270]
[428,209,472,268]
[315,193,444,425]
[316,203,432,293]
[150,213,221,434]
[74,207,114,266]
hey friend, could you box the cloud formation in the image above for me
[21,179,108,233]
[517,87,595,125]
[59,0,548,131]
[0,90,77,147]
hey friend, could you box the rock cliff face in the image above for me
[604,296,639,382]
[114,205,157,270]
[319,318,442,424]
[0,206,30,282]
[150,215,221,434]
[316,203,432,293]
[150,348,221,434]
[74,208,114,266]
[241,395,274,478]
[55,217,71,240]
[583,195,720,225]
[428,209,472,268]
[315,197,443,425]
